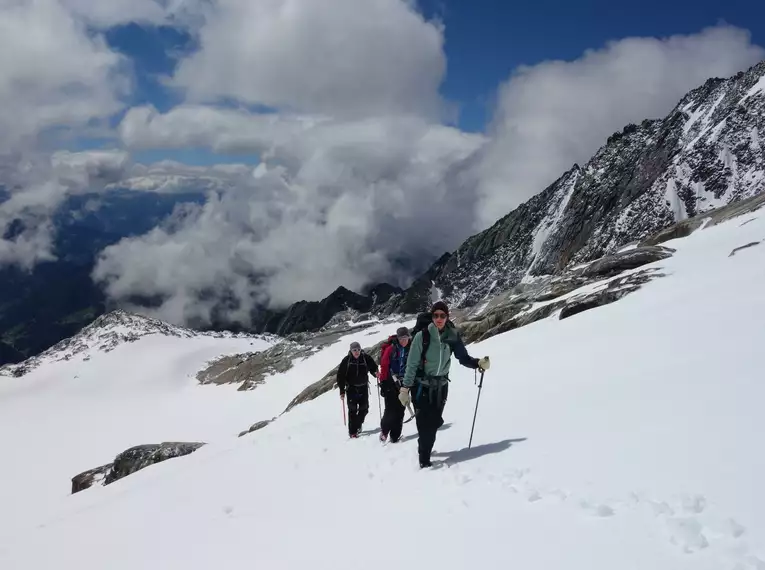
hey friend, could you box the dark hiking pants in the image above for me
[346,384,369,436]
[381,390,406,442]
[413,379,448,464]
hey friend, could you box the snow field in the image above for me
[1,207,764,569]
[0,319,412,541]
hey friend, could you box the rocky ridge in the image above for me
[380,60,765,314]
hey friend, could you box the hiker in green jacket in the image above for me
[399,301,490,468]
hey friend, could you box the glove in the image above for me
[398,387,410,407]
[477,356,490,371]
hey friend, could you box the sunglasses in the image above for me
[432,312,447,319]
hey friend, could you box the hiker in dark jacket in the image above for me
[337,341,378,438]
[400,301,490,468]
[377,327,412,443]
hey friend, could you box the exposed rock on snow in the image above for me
[196,342,318,391]
[71,464,112,494]
[71,442,206,494]
[642,189,765,246]
[575,246,674,279]
[728,241,762,257]
[238,420,273,438]
[199,318,390,392]
[458,248,671,344]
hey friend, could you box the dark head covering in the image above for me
[430,301,449,315]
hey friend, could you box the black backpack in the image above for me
[410,312,433,378]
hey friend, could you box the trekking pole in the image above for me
[377,384,382,420]
[468,369,485,449]
[341,396,347,426]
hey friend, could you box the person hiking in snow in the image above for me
[400,301,490,468]
[337,341,378,438]
[377,326,412,444]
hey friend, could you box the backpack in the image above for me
[410,312,433,378]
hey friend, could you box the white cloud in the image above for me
[474,24,765,227]
[0,150,132,269]
[58,0,211,28]
[95,108,485,324]
[0,0,127,151]
[171,0,448,119]
[100,23,765,325]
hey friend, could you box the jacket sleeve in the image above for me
[378,344,392,383]
[365,353,378,377]
[451,334,479,370]
[336,356,348,392]
[402,332,423,388]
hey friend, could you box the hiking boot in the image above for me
[379,432,388,443]
[419,459,432,469]
[349,433,359,439]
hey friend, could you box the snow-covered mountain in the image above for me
[0,182,763,570]
[0,308,276,378]
[379,60,765,311]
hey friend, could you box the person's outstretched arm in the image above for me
[451,335,479,369]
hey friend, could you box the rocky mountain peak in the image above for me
[379,59,765,315]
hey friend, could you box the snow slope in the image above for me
[0,316,407,540]
[2,208,765,569]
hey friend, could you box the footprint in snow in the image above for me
[664,516,710,553]
[579,498,615,517]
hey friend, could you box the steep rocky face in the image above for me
[389,60,765,314]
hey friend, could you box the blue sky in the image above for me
[418,0,765,131]
[104,0,765,140]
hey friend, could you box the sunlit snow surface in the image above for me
[1,209,764,570]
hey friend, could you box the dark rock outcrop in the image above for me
[641,189,765,247]
[575,246,674,279]
[71,441,206,494]
[257,284,402,336]
[238,419,273,438]
[728,241,761,257]
[71,463,112,494]
[197,319,382,392]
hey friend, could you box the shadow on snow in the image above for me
[432,438,528,465]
